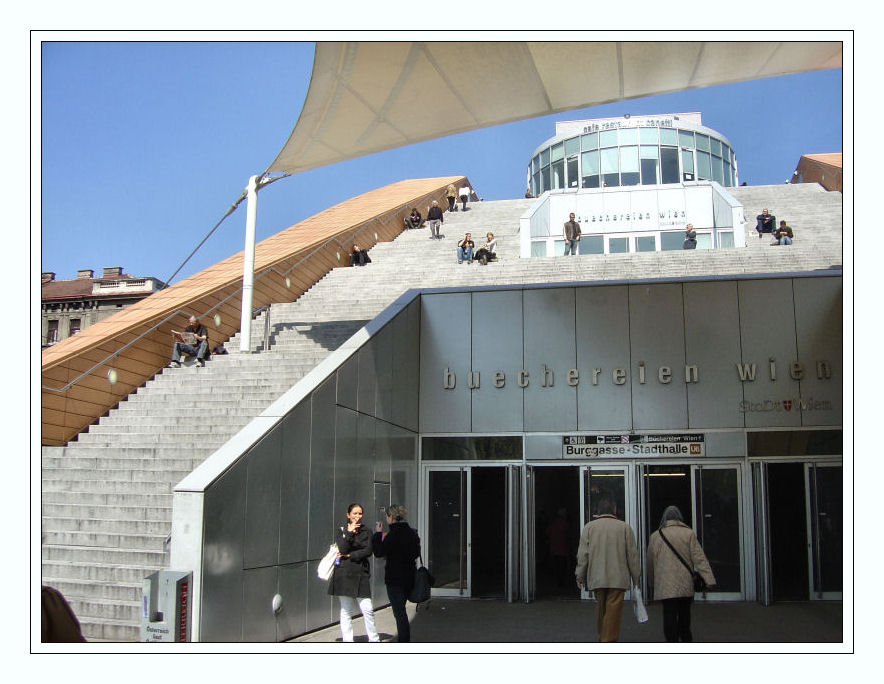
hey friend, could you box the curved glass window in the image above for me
[532,171,540,196]
[678,129,695,148]
[696,151,712,180]
[565,137,580,156]
[541,165,551,192]
[551,142,564,162]
[696,133,710,152]
[681,149,695,181]
[710,137,722,156]
[711,155,724,184]
[567,156,579,188]
[661,147,679,184]
[532,155,540,174]
[619,145,640,186]
[640,146,659,185]
[581,150,600,188]
[640,127,659,144]
[636,235,657,252]
[601,147,620,187]
[552,159,565,188]
[721,145,731,163]
[660,128,678,146]
[661,231,685,251]
[582,132,598,150]
[600,129,618,147]
[540,148,550,166]
[619,128,638,145]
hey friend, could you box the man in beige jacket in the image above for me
[575,498,641,642]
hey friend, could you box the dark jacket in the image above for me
[372,522,421,590]
[756,212,776,233]
[349,249,371,267]
[427,205,444,222]
[328,523,373,598]
[683,230,697,249]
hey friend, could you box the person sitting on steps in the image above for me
[349,243,371,267]
[170,315,209,368]
[474,232,497,265]
[457,233,475,263]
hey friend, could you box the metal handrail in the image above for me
[40,204,411,393]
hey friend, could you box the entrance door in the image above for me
[531,466,581,600]
[640,463,743,599]
[579,464,633,600]
[753,461,842,602]
[425,466,517,599]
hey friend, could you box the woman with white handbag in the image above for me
[328,503,379,643]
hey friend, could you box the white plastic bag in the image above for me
[633,586,649,623]
[317,544,338,580]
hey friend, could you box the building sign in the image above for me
[563,434,705,458]
[739,397,834,413]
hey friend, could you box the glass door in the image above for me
[426,467,470,597]
[506,464,522,602]
[579,464,633,599]
[640,463,743,600]
[806,463,843,599]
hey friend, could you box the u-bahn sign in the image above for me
[563,434,705,458]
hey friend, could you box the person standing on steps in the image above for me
[459,185,470,211]
[427,200,444,239]
[564,213,581,255]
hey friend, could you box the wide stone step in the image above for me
[43,559,159,583]
[42,467,193,482]
[43,529,169,548]
[41,490,173,507]
[41,503,172,521]
[78,616,142,642]
[43,544,168,566]
[42,516,172,535]
[44,578,145,603]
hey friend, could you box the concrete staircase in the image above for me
[41,184,841,641]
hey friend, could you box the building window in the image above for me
[47,320,59,344]
[719,232,735,248]
[678,129,695,148]
[639,127,659,144]
[579,235,605,255]
[712,155,724,184]
[564,137,580,157]
[531,241,547,257]
[550,142,564,162]
[69,318,81,335]
[660,147,680,184]
[552,159,565,189]
[581,150,599,188]
[540,148,550,166]
[619,128,638,145]
[601,147,620,187]
[696,150,712,180]
[608,237,629,253]
[660,128,678,146]
[619,145,640,186]
[636,235,657,252]
[661,231,685,251]
[566,157,579,188]
[640,146,659,185]
[541,166,550,193]
[695,133,710,152]
[581,132,598,150]
[681,149,695,181]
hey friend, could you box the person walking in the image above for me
[427,200,444,239]
[647,505,716,643]
[575,497,641,642]
[446,184,457,212]
[328,503,379,642]
[372,504,421,642]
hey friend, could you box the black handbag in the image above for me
[659,528,707,593]
[408,555,434,604]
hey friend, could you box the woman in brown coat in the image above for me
[647,505,716,642]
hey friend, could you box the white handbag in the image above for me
[633,586,649,623]
[317,544,338,580]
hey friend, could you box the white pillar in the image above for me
[239,175,259,352]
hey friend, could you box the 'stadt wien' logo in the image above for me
[739,397,833,413]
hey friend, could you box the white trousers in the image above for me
[338,596,379,642]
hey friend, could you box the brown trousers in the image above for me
[593,588,625,642]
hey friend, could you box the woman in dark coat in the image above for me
[373,504,421,642]
[328,502,379,642]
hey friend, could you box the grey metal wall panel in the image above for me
[419,293,473,432]
[371,481,391,605]
[704,431,746,458]
[524,288,577,431]
[305,560,335,633]
[375,324,395,422]
[200,465,247,641]
[244,429,282,569]
[629,283,688,429]
[279,402,311,565]
[277,562,308,641]
[357,342,377,417]
[242,566,279,642]
[525,433,566,460]
[309,377,338,559]
[392,299,421,431]
[372,416,392,485]
[683,281,744,428]
[337,353,358,411]
[575,285,632,430]
[738,279,801,428]
[390,425,418,515]
[334,407,363,519]
[471,290,524,432]
[793,277,843,426]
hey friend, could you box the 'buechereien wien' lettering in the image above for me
[442,359,833,389]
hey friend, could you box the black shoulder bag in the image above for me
[659,528,707,593]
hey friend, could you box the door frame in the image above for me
[422,465,471,597]
[805,461,843,601]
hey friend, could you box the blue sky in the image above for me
[40,41,843,285]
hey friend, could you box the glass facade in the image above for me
[529,116,737,197]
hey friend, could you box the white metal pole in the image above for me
[239,175,259,352]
